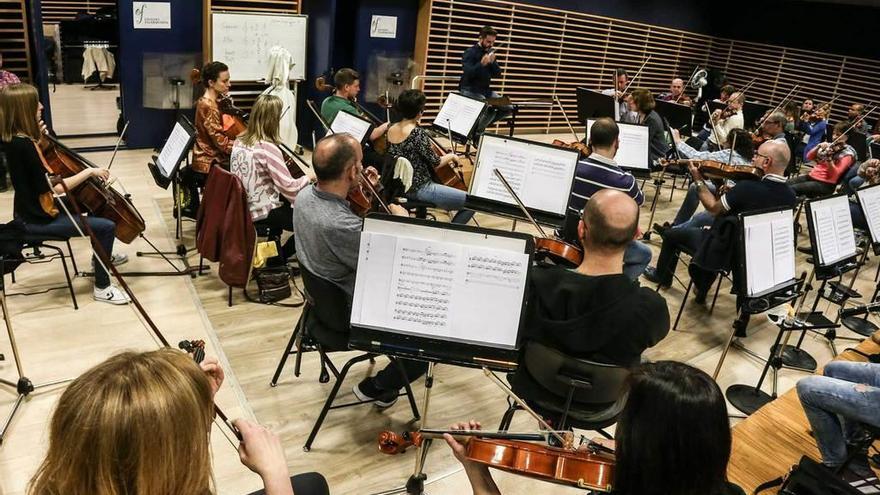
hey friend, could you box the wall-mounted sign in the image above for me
[133,2,171,30]
[370,15,398,39]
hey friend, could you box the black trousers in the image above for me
[787,175,836,198]
[247,473,329,495]
[262,201,295,260]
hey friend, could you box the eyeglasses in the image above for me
[755,152,772,165]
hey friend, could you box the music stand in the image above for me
[654,100,692,135]
[431,92,486,145]
[348,215,533,495]
[743,101,772,130]
[575,87,615,124]
[329,111,374,146]
[585,119,650,175]
[464,133,580,227]
[842,185,880,336]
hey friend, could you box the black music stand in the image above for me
[840,185,880,336]
[431,92,486,147]
[655,100,692,135]
[575,87,615,124]
[347,215,533,495]
[743,101,772,130]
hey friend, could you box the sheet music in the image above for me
[587,119,650,170]
[857,185,880,245]
[743,210,796,296]
[433,93,486,138]
[157,122,192,177]
[351,232,529,348]
[330,111,372,143]
[810,195,857,266]
[470,135,578,216]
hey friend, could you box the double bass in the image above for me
[35,133,146,244]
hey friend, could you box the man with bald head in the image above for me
[293,134,419,409]
[847,103,870,135]
[510,189,670,408]
[645,140,796,296]
[658,77,692,107]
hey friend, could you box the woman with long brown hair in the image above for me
[28,348,328,495]
[0,82,129,304]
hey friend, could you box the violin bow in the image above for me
[482,367,567,446]
[44,175,244,448]
[620,55,651,97]
[553,96,580,143]
[756,85,800,129]
[704,102,724,148]
[829,104,878,147]
[106,120,129,171]
[360,169,391,214]
[493,169,549,239]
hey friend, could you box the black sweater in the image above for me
[4,137,54,224]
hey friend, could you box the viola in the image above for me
[35,133,146,244]
[348,179,374,216]
[663,158,763,182]
[552,139,592,159]
[279,144,305,179]
[816,141,845,161]
[379,429,615,492]
[535,237,584,268]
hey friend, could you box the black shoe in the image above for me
[693,288,708,305]
[643,266,670,288]
[352,378,399,409]
[652,222,670,237]
[796,246,812,255]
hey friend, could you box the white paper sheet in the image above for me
[433,93,486,138]
[470,135,579,216]
[330,111,372,143]
[810,195,857,266]
[587,119,650,170]
[743,209,796,296]
[157,122,192,177]
[857,185,880,245]
[351,230,529,348]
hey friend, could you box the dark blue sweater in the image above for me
[459,44,501,97]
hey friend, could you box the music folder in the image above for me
[349,215,534,370]
[806,193,858,268]
[654,100,692,134]
[148,115,196,189]
[466,133,580,226]
[739,207,796,297]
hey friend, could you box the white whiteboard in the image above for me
[211,12,307,81]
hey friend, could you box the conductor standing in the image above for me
[459,25,512,139]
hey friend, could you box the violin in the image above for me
[35,133,146,244]
[178,338,242,441]
[663,158,764,182]
[816,141,845,161]
[552,139,592,159]
[378,429,615,492]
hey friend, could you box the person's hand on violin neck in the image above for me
[444,420,502,495]
[199,355,225,400]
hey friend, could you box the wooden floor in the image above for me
[1,131,878,494]
[48,83,119,136]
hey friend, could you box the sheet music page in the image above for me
[857,186,880,245]
[351,232,529,348]
[330,111,372,143]
[470,135,578,216]
[587,119,650,170]
[771,216,796,286]
[433,93,485,138]
[811,196,856,266]
[157,122,191,177]
[743,210,795,295]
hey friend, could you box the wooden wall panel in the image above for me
[1,0,32,82]
[417,0,879,133]
[40,0,115,23]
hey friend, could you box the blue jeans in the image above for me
[842,165,864,196]
[21,214,116,288]
[673,182,717,226]
[797,361,880,467]
[459,89,513,137]
[624,240,652,281]
[410,181,474,225]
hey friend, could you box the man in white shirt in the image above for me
[703,92,745,152]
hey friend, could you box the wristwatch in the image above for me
[694,180,707,190]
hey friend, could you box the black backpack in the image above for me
[754,456,865,495]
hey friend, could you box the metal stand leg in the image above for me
[270,314,302,387]
[405,362,435,495]
[642,170,667,241]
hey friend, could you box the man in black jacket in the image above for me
[459,25,512,138]
[510,189,670,409]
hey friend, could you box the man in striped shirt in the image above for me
[560,118,652,280]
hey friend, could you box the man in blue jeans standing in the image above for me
[459,25,512,139]
[797,361,880,488]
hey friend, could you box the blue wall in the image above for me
[118,0,203,148]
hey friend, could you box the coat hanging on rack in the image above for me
[81,45,115,82]
[261,46,298,148]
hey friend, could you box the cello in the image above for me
[191,68,247,140]
[36,133,146,244]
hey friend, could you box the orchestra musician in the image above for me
[0,83,130,305]
[230,94,312,261]
[702,92,745,152]
[559,118,653,280]
[187,61,235,217]
[447,362,746,495]
[510,190,668,418]
[459,25,513,138]
[654,128,755,234]
[27,348,329,495]
[796,361,880,488]
[291,134,426,407]
[386,89,474,224]
[799,105,829,161]
[846,103,871,135]
[787,121,856,198]
[695,84,736,143]
[758,111,789,144]
[319,68,388,169]
[657,78,693,107]
[601,68,638,123]
[630,89,669,168]
[644,140,796,301]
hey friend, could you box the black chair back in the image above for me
[298,264,351,333]
[523,341,629,406]
[0,221,26,275]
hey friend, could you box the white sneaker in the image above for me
[91,253,128,270]
[93,285,130,305]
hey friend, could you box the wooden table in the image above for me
[728,333,879,493]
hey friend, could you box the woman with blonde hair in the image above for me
[28,348,328,495]
[0,82,129,304]
[230,93,310,261]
